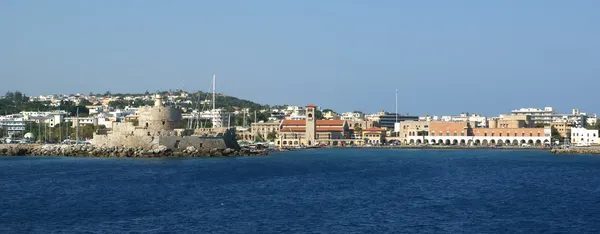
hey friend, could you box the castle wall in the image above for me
[159,136,228,150]
[92,99,240,151]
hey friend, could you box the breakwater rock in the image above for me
[551,146,600,155]
[0,144,268,158]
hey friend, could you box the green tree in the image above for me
[586,120,600,130]
[354,125,363,136]
[108,100,128,109]
[315,110,324,120]
[266,131,277,142]
[551,126,561,141]
[535,123,547,128]
[254,133,265,142]
[78,98,93,106]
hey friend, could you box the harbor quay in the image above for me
[1,90,599,156]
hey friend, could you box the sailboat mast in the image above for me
[75,107,79,144]
[212,74,216,111]
[395,88,398,137]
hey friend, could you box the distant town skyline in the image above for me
[1,1,599,115]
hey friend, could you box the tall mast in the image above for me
[395,88,398,123]
[75,107,79,144]
[395,88,398,137]
[212,74,216,111]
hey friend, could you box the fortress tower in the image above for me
[138,94,182,133]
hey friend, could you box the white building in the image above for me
[586,115,597,126]
[284,106,306,120]
[201,109,229,128]
[340,112,364,121]
[571,128,599,146]
[20,110,69,121]
[0,114,27,136]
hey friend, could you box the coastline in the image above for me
[283,145,549,151]
[0,144,269,158]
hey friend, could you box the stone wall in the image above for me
[159,136,227,150]
[157,128,240,151]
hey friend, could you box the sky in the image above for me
[1,0,599,116]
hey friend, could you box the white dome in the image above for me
[24,132,35,139]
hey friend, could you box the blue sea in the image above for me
[1,149,600,233]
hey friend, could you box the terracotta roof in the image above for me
[281,120,305,125]
[306,104,317,108]
[281,127,345,132]
[280,128,305,132]
[363,128,386,132]
[317,127,344,132]
[281,119,345,126]
[317,120,345,126]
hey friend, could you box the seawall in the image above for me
[0,144,267,158]
[551,146,600,155]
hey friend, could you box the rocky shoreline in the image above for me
[0,144,269,158]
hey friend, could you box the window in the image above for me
[453,132,457,136]
[499,133,502,136]
[484,133,487,136]
[537,133,540,137]
[492,133,494,136]
[522,133,525,137]
[460,132,464,136]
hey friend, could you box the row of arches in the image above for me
[406,139,550,146]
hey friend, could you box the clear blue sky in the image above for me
[1,0,599,116]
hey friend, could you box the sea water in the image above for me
[1,149,599,233]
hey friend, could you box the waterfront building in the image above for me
[250,121,281,141]
[550,121,573,138]
[362,128,386,144]
[398,120,430,144]
[405,121,550,146]
[366,110,418,132]
[571,128,599,145]
[277,104,360,147]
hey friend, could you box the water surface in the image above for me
[1,149,600,233]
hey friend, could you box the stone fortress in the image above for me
[93,94,240,151]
